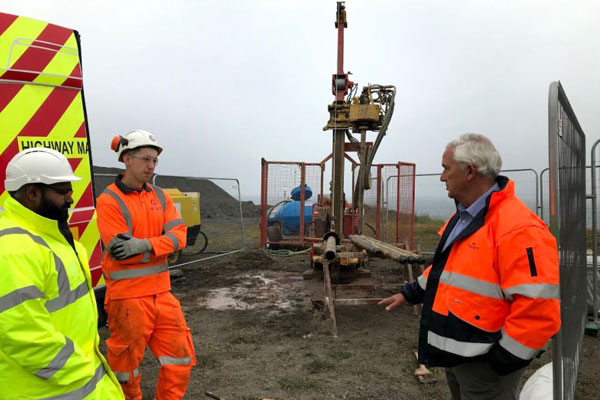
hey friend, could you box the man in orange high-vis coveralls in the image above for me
[379,134,560,400]
[97,130,195,400]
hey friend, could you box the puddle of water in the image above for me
[199,272,307,311]
[202,287,252,310]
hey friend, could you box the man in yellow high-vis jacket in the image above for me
[0,148,124,400]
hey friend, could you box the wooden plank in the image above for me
[334,298,386,305]
[323,260,338,338]
[331,284,404,291]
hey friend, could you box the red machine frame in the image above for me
[259,158,415,249]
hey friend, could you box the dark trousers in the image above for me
[445,359,526,400]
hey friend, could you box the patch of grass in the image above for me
[326,349,353,361]
[304,359,336,374]
[224,347,250,359]
[195,353,221,369]
[227,330,263,345]
[413,214,445,253]
[278,376,320,391]
[415,214,443,224]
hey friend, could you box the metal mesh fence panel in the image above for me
[542,166,600,312]
[260,161,324,247]
[260,160,414,248]
[397,163,416,248]
[267,163,302,243]
[541,166,600,228]
[413,173,450,253]
[152,175,246,257]
[353,164,380,240]
[353,163,415,247]
[414,169,538,253]
[501,169,538,214]
[383,170,398,243]
[590,147,600,324]
[305,164,325,239]
[548,81,587,400]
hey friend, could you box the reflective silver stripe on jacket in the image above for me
[45,281,89,313]
[0,285,44,313]
[38,363,106,400]
[103,188,133,233]
[439,270,504,299]
[105,185,174,267]
[0,228,89,313]
[498,329,539,360]
[35,337,74,380]
[0,228,69,296]
[417,274,427,290]
[164,218,184,232]
[503,283,560,301]
[153,186,166,212]
[158,355,191,365]
[427,331,494,357]
[109,263,169,281]
[165,232,179,252]
[113,368,139,384]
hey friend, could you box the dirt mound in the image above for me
[233,249,275,268]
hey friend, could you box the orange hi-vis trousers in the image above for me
[105,292,195,400]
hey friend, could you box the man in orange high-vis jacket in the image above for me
[97,130,195,400]
[379,134,560,400]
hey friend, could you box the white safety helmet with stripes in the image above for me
[4,148,81,192]
[111,129,163,162]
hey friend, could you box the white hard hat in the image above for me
[111,129,163,162]
[4,148,81,192]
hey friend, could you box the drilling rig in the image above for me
[322,2,396,240]
[302,2,428,337]
[308,1,397,276]
[259,2,423,336]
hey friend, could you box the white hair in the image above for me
[447,133,502,179]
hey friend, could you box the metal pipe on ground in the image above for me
[324,236,338,261]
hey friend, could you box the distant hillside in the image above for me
[92,166,259,218]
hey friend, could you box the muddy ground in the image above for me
[98,247,600,400]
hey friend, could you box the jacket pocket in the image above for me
[105,338,133,384]
[447,293,508,333]
[185,328,196,366]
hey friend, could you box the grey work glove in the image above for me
[109,234,152,260]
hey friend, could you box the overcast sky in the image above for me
[3,0,600,201]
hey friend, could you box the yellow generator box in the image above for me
[162,188,201,227]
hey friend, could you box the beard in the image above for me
[38,194,70,222]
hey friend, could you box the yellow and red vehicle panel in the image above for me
[0,13,104,289]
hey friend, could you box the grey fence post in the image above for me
[540,168,548,221]
[591,140,600,320]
